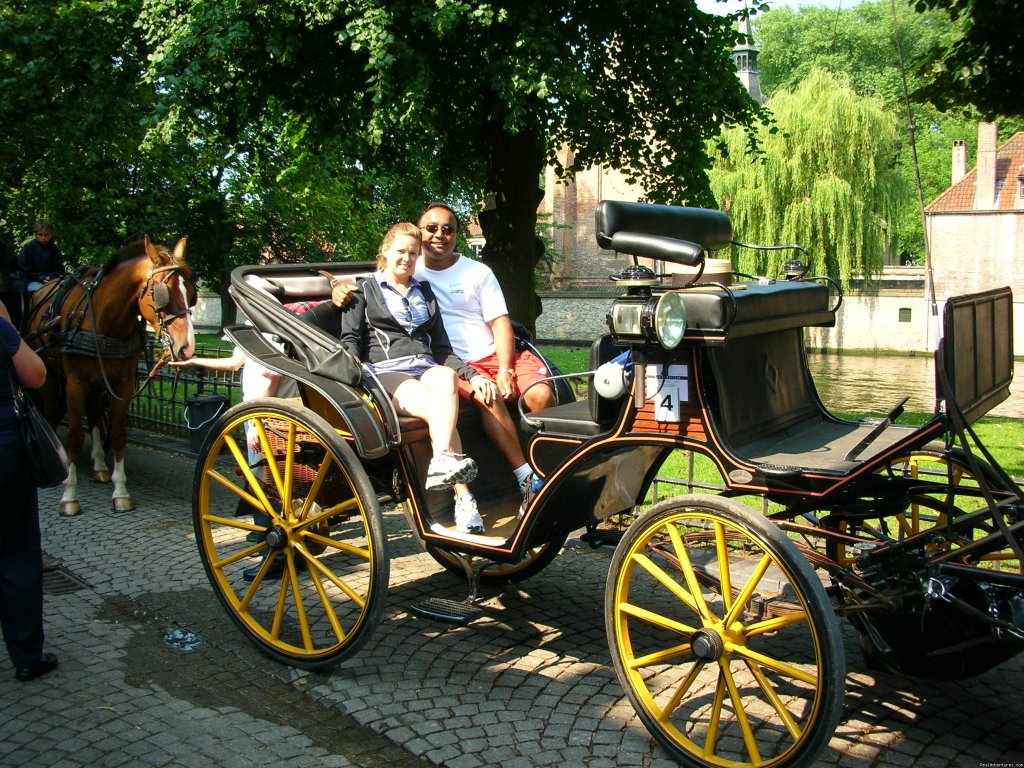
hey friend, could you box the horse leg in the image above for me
[108,389,134,512]
[59,379,89,517]
[60,465,81,517]
[110,457,133,511]
[90,424,111,483]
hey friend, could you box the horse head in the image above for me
[141,234,196,362]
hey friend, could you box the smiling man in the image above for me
[413,202,555,515]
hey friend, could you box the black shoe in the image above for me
[16,653,58,682]
[245,531,265,543]
[243,555,305,582]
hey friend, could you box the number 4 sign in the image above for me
[646,364,689,423]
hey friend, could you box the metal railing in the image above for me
[128,338,241,441]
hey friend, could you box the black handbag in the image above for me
[5,359,69,488]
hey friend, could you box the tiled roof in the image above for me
[927,132,1024,212]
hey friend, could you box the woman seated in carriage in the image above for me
[339,221,492,534]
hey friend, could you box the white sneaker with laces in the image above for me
[518,473,541,518]
[425,450,478,490]
[453,493,485,534]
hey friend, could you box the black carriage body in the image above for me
[195,202,1023,768]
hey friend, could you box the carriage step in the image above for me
[410,597,484,625]
[757,463,803,477]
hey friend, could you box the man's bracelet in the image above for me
[498,367,516,375]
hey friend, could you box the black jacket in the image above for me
[339,277,478,381]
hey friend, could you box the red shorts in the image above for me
[457,349,551,402]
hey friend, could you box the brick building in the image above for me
[924,122,1024,335]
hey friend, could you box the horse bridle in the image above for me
[142,263,195,359]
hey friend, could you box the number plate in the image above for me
[646,364,689,423]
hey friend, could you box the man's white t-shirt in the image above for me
[415,254,508,363]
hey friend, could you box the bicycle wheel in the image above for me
[607,495,844,768]
[193,398,389,670]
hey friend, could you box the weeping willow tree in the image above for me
[709,68,907,287]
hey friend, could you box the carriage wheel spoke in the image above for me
[745,658,802,741]
[731,644,818,687]
[714,522,734,613]
[618,600,699,635]
[721,659,764,766]
[702,671,728,757]
[667,524,716,623]
[743,610,810,638]
[631,550,707,620]
[627,642,694,670]
[723,553,772,627]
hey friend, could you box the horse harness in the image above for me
[29,262,194,398]
[142,262,196,358]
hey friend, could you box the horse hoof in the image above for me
[59,502,82,517]
[94,471,111,483]
[111,497,135,512]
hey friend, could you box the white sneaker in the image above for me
[518,473,541,518]
[425,450,478,490]
[454,493,485,534]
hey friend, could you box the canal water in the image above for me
[808,352,1024,419]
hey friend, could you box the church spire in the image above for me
[732,13,764,105]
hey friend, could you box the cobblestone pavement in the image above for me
[2,433,1022,768]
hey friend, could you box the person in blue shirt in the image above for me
[0,298,58,682]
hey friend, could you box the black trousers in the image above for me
[0,442,44,669]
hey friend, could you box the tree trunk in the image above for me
[476,121,545,336]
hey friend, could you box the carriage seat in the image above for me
[676,280,836,343]
[521,334,627,439]
[288,281,517,450]
[595,201,837,343]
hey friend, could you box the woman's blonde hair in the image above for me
[377,222,422,270]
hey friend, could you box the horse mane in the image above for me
[102,239,170,271]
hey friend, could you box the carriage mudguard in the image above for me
[226,263,389,460]
[225,324,390,460]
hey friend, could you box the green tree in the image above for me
[0,1,425,324]
[0,0,157,261]
[751,1,1021,262]
[709,69,906,286]
[139,0,766,333]
[754,2,955,104]
[913,0,1024,119]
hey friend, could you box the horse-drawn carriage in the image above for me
[192,201,1022,768]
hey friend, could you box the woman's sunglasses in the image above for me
[422,223,455,235]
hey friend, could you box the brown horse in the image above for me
[27,235,196,515]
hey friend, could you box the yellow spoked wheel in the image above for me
[424,534,567,585]
[607,495,844,768]
[193,398,389,670]
[831,446,1020,572]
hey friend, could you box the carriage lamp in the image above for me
[607,290,687,349]
[783,259,809,280]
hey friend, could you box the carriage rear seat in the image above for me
[251,268,515,448]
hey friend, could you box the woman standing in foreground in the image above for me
[0,298,58,682]
[340,222,493,534]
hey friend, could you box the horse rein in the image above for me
[140,263,196,363]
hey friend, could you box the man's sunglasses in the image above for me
[422,223,455,235]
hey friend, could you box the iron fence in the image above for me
[129,338,241,441]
